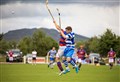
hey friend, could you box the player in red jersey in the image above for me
[76,45,87,70]
[107,48,116,69]
[53,21,67,74]
[8,50,13,62]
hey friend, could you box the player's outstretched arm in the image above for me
[59,29,66,39]
[53,21,61,30]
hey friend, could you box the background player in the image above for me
[76,45,87,70]
[8,50,13,62]
[47,47,57,69]
[32,50,37,65]
[107,48,116,69]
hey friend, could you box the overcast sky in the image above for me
[0,0,120,37]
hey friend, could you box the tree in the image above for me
[0,40,9,54]
[18,29,58,56]
[75,41,86,48]
[0,33,4,41]
[32,29,58,56]
[18,36,33,55]
[8,41,18,49]
[99,29,119,57]
[115,36,120,57]
[87,36,99,53]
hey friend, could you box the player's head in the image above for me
[110,48,113,51]
[65,26,72,33]
[52,47,55,50]
[9,50,12,53]
[80,45,84,49]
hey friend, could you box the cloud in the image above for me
[0,0,119,6]
[1,1,119,37]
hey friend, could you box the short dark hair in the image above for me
[65,26,72,31]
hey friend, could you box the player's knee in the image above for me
[56,57,59,62]
[66,57,71,62]
[62,56,66,60]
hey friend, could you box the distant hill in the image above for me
[3,28,89,42]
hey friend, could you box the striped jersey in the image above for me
[59,29,67,46]
[65,32,75,48]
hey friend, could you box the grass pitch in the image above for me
[0,64,119,82]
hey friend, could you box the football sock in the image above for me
[57,62,64,71]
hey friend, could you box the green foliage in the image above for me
[1,28,119,57]
[18,36,33,55]
[0,33,4,41]
[8,41,18,49]
[0,40,9,54]
[75,41,86,48]
[99,29,119,57]
[18,29,58,56]
[75,29,119,57]
[86,36,99,53]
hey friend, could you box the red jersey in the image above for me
[108,51,116,58]
[59,29,66,46]
[77,49,86,59]
[9,51,13,57]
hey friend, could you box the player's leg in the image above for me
[32,57,34,65]
[71,58,77,69]
[48,58,53,68]
[78,58,82,70]
[62,48,70,71]
[62,56,70,74]
[34,57,36,65]
[109,58,113,69]
[56,49,64,72]
[110,58,114,69]
[66,49,79,73]
[59,48,70,75]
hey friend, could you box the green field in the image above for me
[0,64,119,82]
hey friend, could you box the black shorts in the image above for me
[32,57,36,60]
[94,61,98,63]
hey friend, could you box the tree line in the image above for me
[0,29,120,57]
[0,29,58,56]
[76,29,120,57]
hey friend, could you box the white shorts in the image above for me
[77,58,85,64]
[78,58,82,63]
[72,55,78,63]
[9,57,13,61]
[109,58,114,63]
[56,46,66,58]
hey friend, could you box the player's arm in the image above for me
[59,30,66,38]
[114,53,116,58]
[107,53,109,58]
[85,53,88,57]
[53,21,61,30]
[47,51,50,57]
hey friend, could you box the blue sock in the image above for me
[70,59,76,66]
[63,60,68,67]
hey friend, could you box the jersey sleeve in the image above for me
[66,32,75,39]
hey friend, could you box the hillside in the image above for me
[3,28,89,42]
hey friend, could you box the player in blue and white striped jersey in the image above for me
[60,26,79,74]
[54,20,79,75]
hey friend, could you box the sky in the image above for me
[0,0,120,37]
